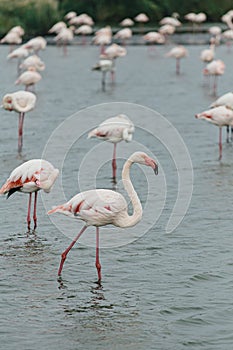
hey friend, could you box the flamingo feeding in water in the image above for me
[48,151,158,283]
[88,114,134,183]
[2,91,36,153]
[0,159,59,231]
[195,106,233,160]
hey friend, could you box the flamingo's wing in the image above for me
[48,189,127,226]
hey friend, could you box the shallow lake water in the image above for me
[1,42,233,349]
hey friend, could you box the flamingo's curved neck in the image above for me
[119,159,143,227]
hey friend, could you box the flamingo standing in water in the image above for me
[203,59,225,95]
[120,18,134,27]
[0,160,59,231]
[20,55,45,72]
[54,27,74,55]
[200,38,215,64]
[7,47,29,74]
[100,43,127,84]
[0,31,22,52]
[23,36,47,54]
[134,13,149,33]
[210,92,233,142]
[48,21,67,34]
[15,67,42,91]
[88,114,134,183]
[114,28,132,46]
[222,29,233,51]
[48,151,158,283]
[92,59,114,91]
[195,106,233,160]
[93,26,112,54]
[2,91,36,153]
[165,45,188,74]
[75,25,93,45]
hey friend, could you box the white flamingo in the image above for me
[2,91,36,153]
[48,151,158,283]
[88,114,134,182]
[195,106,233,160]
[0,160,59,231]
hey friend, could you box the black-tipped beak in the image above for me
[154,164,158,175]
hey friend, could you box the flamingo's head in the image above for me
[129,151,158,175]
[2,94,13,111]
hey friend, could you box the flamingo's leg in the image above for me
[58,225,87,276]
[219,127,222,160]
[176,58,180,75]
[18,112,24,154]
[112,143,117,183]
[102,71,106,91]
[27,193,32,231]
[33,191,38,230]
[226,126,230,143]
[95,227,102,284]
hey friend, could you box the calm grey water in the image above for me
[1,42,233,350]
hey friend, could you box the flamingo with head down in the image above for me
[0,159,59,231]
[48,151,158,284]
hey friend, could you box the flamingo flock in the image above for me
[1,7,233,284]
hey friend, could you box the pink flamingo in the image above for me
[143,31,165,53]
[54,27,74,56]
[23,36,47,55]
[200,38,215,64]
[159,17,181,27]
[2,91,36,153]
[134,13,149,34]
[195,106,233,160]
[114,28,132,46]
[92,59,114,91]
[75,25,93,45]
[93,26,112,54]
[120,18,134,27]
[48,21,67,34]
[222,29,233,52]
[211,92,233,142]
[19,55,45,72]
[0,31,22,52]
[100,43,127,83]
[0,159,59,231]
[48,151,158,283]
[88,114,134,183]
[203,59,225,95]
[15,67,42,91]
[165,45,188,74]
[7,47,29,74]
[64,11,77,21]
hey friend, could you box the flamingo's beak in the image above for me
[154,163,158,175]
